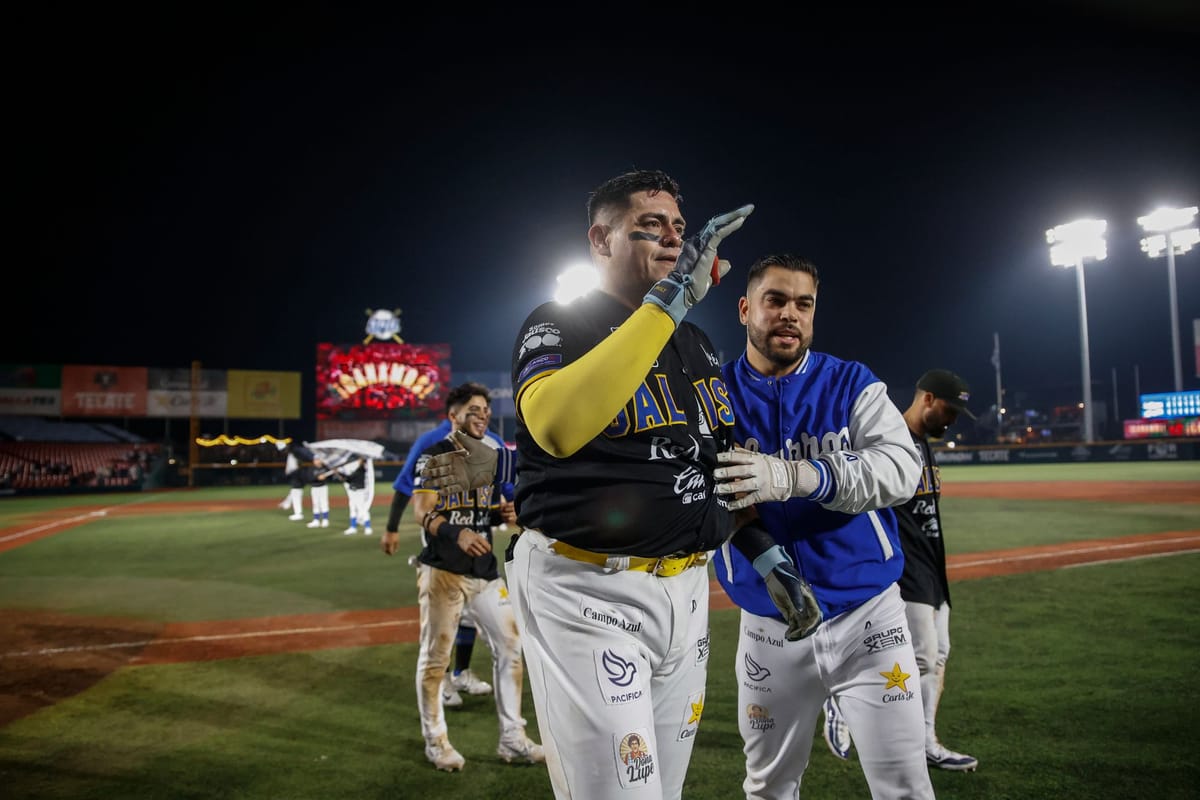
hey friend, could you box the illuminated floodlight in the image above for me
[1141,229,1200,257]
[1138,204,1198,392]
[1137,205,1198,233]
[1046,217,1107,444]
[554,262,600,304]
[1045,218,1107,267]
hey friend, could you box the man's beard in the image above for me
[748,325,810,369]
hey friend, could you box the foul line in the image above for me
[1,618,419,659]
[951,534,1200,569]
[0,510,111,543]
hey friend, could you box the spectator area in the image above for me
[0,417,159,491]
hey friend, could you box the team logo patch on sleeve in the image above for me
[613,729,657,789]
[594,646,644,705]
[516,352,562,384]
[676,690,705,741]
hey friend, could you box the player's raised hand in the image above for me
[419,430,500,494]
[714,446,821,510]
[644,204,754,326]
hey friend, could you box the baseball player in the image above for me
[336,455,374,535]
[382,388,513,707]
[710,253,930,800]
[276,440,314,521]
[305,456,332,528]
[425,170,752,799]
[409,382,541,772]
[823,369,980,772]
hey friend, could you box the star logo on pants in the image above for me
[879,662,911,692]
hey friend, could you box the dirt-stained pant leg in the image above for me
[509,529,709,800]
[416,564,467,743]
[464,576,527,739]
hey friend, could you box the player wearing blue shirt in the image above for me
[711,254,930,800]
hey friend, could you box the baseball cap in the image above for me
[917,369,976,420]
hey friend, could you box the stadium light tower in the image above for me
[1046,218,1107,443]
[1138,205,1199,392]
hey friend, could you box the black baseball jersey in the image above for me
[896,433,951,607]
[512,290,735,557]
[340,459,368,490]
[413,438,501,580]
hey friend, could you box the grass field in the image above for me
[1,462,1198,799]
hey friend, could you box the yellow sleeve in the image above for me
[518,304,675,458]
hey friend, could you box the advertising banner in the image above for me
[0,388,61,416]
[226,370,301,419]
[60,365,148,416]
[146,368,229,418]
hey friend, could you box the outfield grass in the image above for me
[1,465,1198,798]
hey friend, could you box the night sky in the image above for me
[13,4,1200,434]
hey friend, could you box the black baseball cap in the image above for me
[917,369,976,420]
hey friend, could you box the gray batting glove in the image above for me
[419,431,500,494]
[643,204,754,326]
[763,560,823,641]
[714,447,821,510]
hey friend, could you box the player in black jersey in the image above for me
[501,169,749,800]
[409,382,542,772]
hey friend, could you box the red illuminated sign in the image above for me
[315,342,450,420]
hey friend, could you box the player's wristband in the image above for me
[421,509,444,535]
[495,447,516,487]
[437,522,465,542]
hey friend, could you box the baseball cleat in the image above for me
[343,527,358,535]
[288,514,304,521]
[927,744,978,772]
[425,737,465,771]
[497,735,546,764]
[441,674,464,708]
[306,519,321,528]
[822,696,852,760]
[320,519,329,528]
[451,669,492,696]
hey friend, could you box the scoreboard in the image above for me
[315,342,450,420]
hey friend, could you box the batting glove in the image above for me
[714,446,832,510]
[419,431,515,494]
[643,204,754,326]
[763,560,823,641]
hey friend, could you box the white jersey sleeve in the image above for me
[815,381,920,514]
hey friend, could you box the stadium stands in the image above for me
[0,417,159,492]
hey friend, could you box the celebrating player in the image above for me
[429,169,752,799]
[823,368,980,772]
[409,382,541,772]
[711,253,932,799]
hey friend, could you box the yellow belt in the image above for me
[550,540,708,577]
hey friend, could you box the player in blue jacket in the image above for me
[711,253,930,800]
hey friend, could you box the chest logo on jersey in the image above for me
[744,425,851,461]
[604,375,734,439]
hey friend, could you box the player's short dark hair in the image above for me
[746,253,820,291]
[588,169,682,225]
[446,381,491,414]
